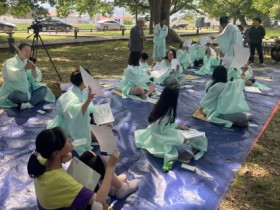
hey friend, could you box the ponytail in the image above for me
[27,151,46,178]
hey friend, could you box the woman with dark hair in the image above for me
[0,42,55,110]
[154,49,185,86]
[27,127,137,209]
[200,65,252,127]
[47,69,96,155]
[118,51,155,100]
[135,86,207,165]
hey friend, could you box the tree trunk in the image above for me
[262,14,271,27]
[238,15,247,27]
[149,0,182,43]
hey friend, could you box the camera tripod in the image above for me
[27,30,62,81]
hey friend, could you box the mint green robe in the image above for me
[177,49,193,69]
[189,44,197,63]
[118,65,151,96]
[216,23,243,57]
[153,23,168,58]
[135,118,207,164]
[196,45,207,60]
[200,79,250,127]
[195,56,220,75]
[153,59,184,85]
[0,55,55,107]
[47,85,94,155]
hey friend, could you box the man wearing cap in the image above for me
[216,16,243,58]
[129,18,146,54]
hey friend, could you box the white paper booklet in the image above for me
[80,66,105,96]
[67,157,101,190]
[151,62,169,78]
[244,86,261,93]
[180,129,205,139]
[199,36,209,45]
[183,39,192,47]
[171,58,180,70]
[90,125,116,154]
[93,103,114,125]
[230,46,250,70]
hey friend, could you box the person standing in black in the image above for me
[249,17,266,65]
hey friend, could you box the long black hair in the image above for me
[148,86,179,125]
[128,51,141,66]
[27,127,66,178]
[206,65,227,92]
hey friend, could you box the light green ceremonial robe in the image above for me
[0,55,55,107]
[153,23,168,58]
[196,45,207,60]
[135,118,207,164]
[118,65,151,96]
[189,44,197,63]
[177,49,193,69]
[195,56,220,75]
[216,23,243,57]
[47,85,94,155]
[200,79,250,127]
[153,59,184,85]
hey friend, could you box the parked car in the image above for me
[170,17,188,29]
[95,20,125,31]
[28,19,73,32]
[0,21,17,31]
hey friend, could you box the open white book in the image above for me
[80,66,105,96]
[90,125,116,155]
[67,157,101,190]
[183,39,192,47]
[150,62,169,78]
[92,103,114,125]
[244,86,261,93]
[180,129,205,139]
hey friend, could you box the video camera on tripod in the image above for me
[30,20,43,35]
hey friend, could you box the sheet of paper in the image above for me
[171,58,180,70]
[151,62,169,78]
[80,66,105,96]
[230,46,250,70]
[93,103,114,125]
[199,36,209,45]
[180,129,205,139]
[183,39,192,47]
[181,85,194,89]
[67,157,101,190]
[90,125,116,154]
[244,86,262,93]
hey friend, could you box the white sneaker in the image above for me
[260,63,267,66]
[116,180,138,199]
[20,102,33,110]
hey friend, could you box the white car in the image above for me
[95,20,126,31]
[0,21,17,31]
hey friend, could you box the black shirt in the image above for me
[249,25,265,44]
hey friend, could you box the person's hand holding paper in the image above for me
[90,125,116,155]
[80,66,105,96]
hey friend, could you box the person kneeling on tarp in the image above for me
[200,65,253,127]
[27,127,138,210]
[135,86,207,167]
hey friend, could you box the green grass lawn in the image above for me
[0,35,279,210]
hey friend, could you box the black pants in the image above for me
[79,151,106,192]
[250,42,264,63]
